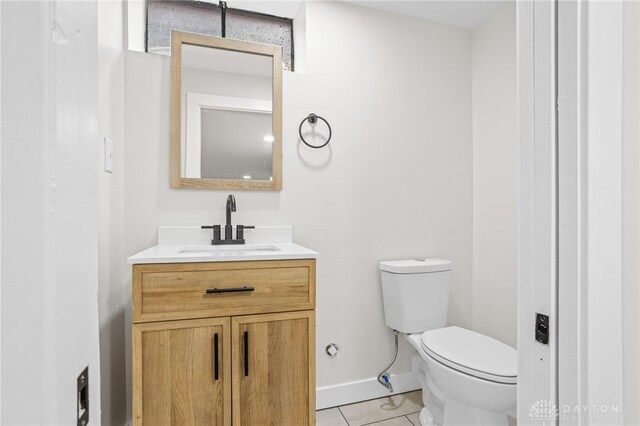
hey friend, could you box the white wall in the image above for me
[0,2,3,419]
[622,1,640,424]
[471,3,517,348]
[98,1,127,425]
[122,0,473,413]
[1,1,101,424]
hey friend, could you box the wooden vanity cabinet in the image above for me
[132,259,316,426]
[132,318,231,426]
[232,312,314,426]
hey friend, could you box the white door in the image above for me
[1,1,102,424]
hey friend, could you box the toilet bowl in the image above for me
[379,258,517,426]
[404,327,516,425]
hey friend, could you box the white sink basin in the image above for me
[178,245,280,255]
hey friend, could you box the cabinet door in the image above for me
[133,317,231,426]
[232,311,315,426]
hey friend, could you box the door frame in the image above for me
[556,1,625,423]
[517,1,559,423]
[518,1,626,424]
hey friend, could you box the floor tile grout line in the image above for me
[359,413,415,426]
[337,405,351,426]
[406,413,419,426]
[337,391,423,412]
[321,391,423,426]
[336,389,422,410]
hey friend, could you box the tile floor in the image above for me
[316,391,423,426]
[317,391,518,426]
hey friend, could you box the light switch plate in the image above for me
[104,136,114,173]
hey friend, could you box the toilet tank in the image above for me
[379,258,452,334]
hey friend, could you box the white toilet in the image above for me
[379,258,517,426]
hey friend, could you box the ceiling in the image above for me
[182,44,272,77]
[345,1,509,29]
[227,0,509,30]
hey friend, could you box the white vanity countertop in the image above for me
[128,242,318,264]
[127,226,318,264]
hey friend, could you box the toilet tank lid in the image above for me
[379,258,451,274]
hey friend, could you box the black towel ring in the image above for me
[299,113,332,149]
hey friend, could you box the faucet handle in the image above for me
[236,225,255,241]
[201,225,221,244]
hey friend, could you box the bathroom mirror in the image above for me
[171,31,282,190]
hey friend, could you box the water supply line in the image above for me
[377,330,399,393]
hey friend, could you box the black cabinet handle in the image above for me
[243,331,249,377]
[206,286,255,294]
[213,333,219,381]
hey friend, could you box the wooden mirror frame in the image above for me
[170,31,283,190]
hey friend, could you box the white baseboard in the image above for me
[316,371,421,410]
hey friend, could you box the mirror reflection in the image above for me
[180,43,274,181]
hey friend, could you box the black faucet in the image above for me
[225,194,236,240]
[201,194,254,245]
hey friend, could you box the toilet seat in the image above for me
[421,326,517,385]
